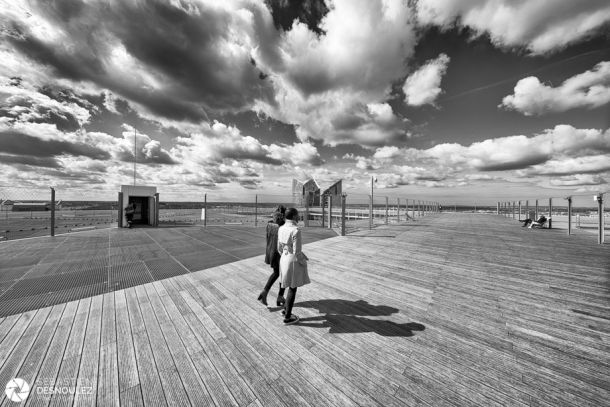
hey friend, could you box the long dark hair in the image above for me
[272,211,285,225]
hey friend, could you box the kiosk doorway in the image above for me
[129,196,149,225]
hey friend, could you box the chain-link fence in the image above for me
[496,190,609,244]
[0,187,118,241]
[54,188,118,236]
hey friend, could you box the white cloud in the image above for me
[341,125,610,189]
[268,142,322,166]
[0,117,324,190]
[415,0,610,54]
[254,0,416,146]
[367,103,396,125]
[375,165,450,189]
[342,153,377,171]
[549,174,606,186]
[426,125,610,171]
[519,155,610,177]
[0,82,93,128]
[373,146,401,160]
[1,0,278,122]
[501,61,610,115]
[403,53,450,106]
[171,121,321,167]
[461,174,496,181]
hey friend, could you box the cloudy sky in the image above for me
[1,0,609,203]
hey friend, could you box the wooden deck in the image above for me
[0,213,608,406]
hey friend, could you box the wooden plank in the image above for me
[114,291,139,396]
[0,308,52,403]
[1,304,65,407]
[224,266,420,372]
[0,310,38,372]
[407,328,532,405]
[205,284,337,407]
[134,284,190,406]
[24,300,79,407]
[73,294,103,407]
[143,283,215,407]
[192,276,374,407]
[176,282,288,407]
[200,278,374,407]
[124,287,167,407]
[164,277,256,407]
[97,293,119,407]
[97,342,119,407]
[48,297,91,407]
[155,280,240,407]
[0,314,21,344]
[118,384,144,407]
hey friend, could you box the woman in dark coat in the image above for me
[258,206,286,306]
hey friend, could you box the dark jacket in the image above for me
[264,213,285,267]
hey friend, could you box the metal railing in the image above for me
[496,191,608,244]
[0,186,441,241]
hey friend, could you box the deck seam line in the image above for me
[171,228,243,262]
[141,229,193,273]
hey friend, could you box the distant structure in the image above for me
[12,202,50,211]
[292,178,342,207]
[1,200,62,211]
[292,178,320,206]
[119,185,159,228]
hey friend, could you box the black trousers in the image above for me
[285,287,297,318]
[264,264,285,296]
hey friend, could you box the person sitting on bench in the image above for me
[520,215,547,228]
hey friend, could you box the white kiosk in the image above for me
[119,185,159,228]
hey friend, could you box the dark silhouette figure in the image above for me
[258,206,286,306]
[272,299,425,337]
[520,215,547,228]
[125,203,136,228]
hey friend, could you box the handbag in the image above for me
[296,252,309,266]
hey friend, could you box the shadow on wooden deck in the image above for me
[268,299,427,337]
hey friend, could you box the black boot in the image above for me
[257,290,268,306]
[283,287,298,323]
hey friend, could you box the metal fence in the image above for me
[496,191,609,244]
[0,186,441,241]
[159,192,440,232]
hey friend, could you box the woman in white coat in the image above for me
[277,207,310,325]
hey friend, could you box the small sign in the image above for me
[201,208,206,220]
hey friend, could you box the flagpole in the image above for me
[134,127,137,186]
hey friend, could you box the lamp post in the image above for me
[133,127,137,186]
[369,176,377,230]
[596,193,604,244]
